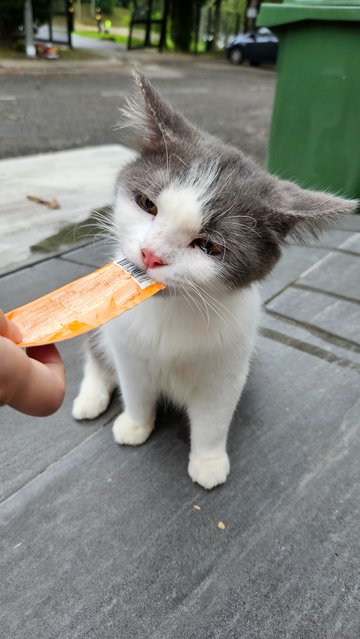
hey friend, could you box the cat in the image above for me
[72,71,357,489]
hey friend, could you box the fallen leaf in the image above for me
[27,195,60,210]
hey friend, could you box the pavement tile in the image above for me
[335,213,360,232]
[297,229,354,251]
[339,232,360,255]
[0,258,121,501]
[1,257,93,312]
[266,287,360,346]
[0,239,98,279]
[298,252,360,303]
[0,337,359,638]
[260,311,360,369]
[261,244,328,303]
[0,342,121,503]
[60,239,111,268]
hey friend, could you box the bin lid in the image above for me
[285,0,360,5]
[257,0,360,27]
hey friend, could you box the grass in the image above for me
[0,44,24,59]
[56,47,104,60]
[74,29,148,48]
[73,5,131,28]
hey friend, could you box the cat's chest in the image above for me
[104,298,216,360]
[103,288,260,362]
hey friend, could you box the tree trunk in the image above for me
[245,0,260,32]
[24,0,36,58]
[213,0,222,49]
[170,0,193,52]
[159,0,170,52]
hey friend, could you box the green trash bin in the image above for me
[257,0,360,201]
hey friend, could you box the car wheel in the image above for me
[228,47,244,65]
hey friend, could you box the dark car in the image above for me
[226,27,278,66]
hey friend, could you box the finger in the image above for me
[27,344,66,379]
[0,338,66,417]
[26,344,63,365]
[0,310,22,343]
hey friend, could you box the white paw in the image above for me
[188,452,230,490]
[112,412,154,446]
[72,391,110,421]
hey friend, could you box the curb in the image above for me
[0,50,229,74]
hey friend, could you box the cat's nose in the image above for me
[141,248,166,269]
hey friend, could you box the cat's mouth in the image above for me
[143,264,180,291]
[146,266,170,286]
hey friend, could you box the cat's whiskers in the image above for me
[186,280,226,328]
[89,209,116,234]
[210,170,232,200]
[170,153,189,169]
[224,217,262,240]
[70,209,119,253]
[238,223,262,240]
[186,280,253,345]
[216,204,260,234]
[157,123,170,178]
[203,286,253,344]
[181,278,212,325]
[214,196,238,221]
[179,284,196,315]
[207,229,227,261]
[184,283,210,326]
[179,284,209,328]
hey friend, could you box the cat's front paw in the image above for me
[188,452,230,490]
[112,412,154,446]
[72,391,110,421]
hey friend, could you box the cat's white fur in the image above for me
[73,180,261,489]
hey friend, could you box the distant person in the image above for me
[104,19,112,34]
[0,309,65,416]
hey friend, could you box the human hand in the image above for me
[0,310,65,416]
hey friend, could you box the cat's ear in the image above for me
[120,70,197,146]
[264,177,358,242]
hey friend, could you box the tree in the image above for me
[170,0,192,52]
[213,0,222,47]
[97,0,116,14]
[0,0,50,44]
[170,0,208,52]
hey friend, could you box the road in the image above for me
[36,24,126,52]
[0,58,275,165]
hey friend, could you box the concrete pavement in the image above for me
[1,56,359,638]
[0,145,135,272]
[1,208,359,638]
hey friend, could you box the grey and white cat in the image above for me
[73,72,357,489]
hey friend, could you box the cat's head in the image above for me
[113,71,357,293]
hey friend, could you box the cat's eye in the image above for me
[191,238,222,256]
[136,193,158,216]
